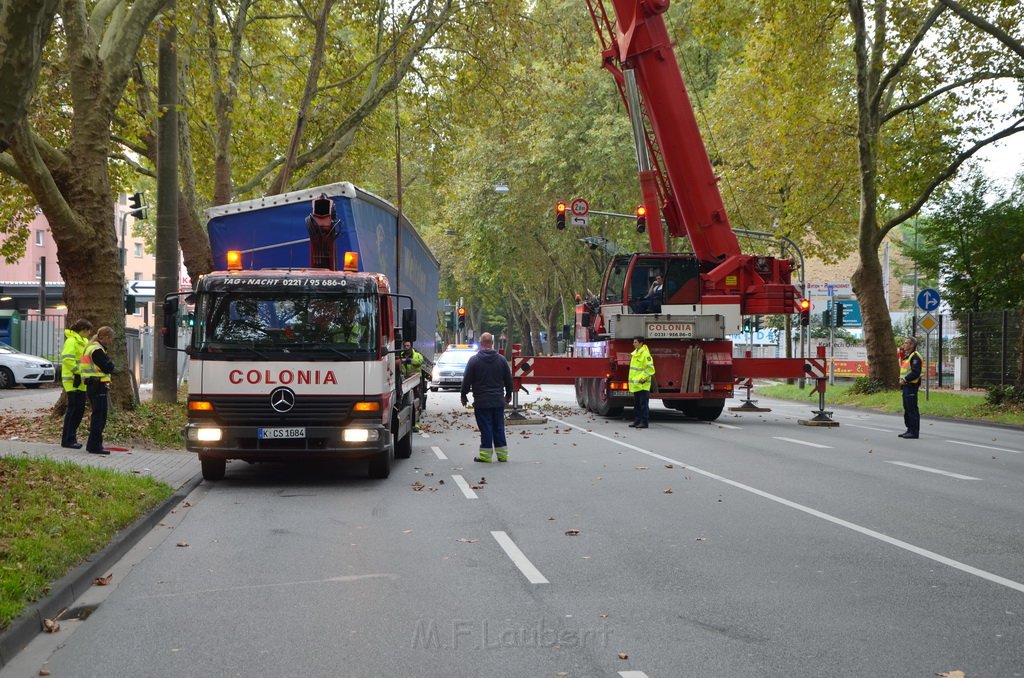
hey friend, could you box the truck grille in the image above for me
[204,395,355,425]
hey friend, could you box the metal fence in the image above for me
[917,310,1021,389]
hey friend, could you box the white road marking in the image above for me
[885,461,981,480]
[451,474,478,499]
[773,436,833,449]
[946,440,1021,454]
[431,445,448,460]
[548,416,1024,595]
[844,423,897,433]
[491,531,549,584]
[619,672,650,678]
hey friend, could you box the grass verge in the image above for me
[0,396,187,449]
[0,456,173,630]
[757,383,1024,427]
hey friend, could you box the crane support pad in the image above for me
[734,357,827,380]
[513,356,610,384]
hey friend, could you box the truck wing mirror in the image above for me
[401,308,417,344]
[162,296,180,349]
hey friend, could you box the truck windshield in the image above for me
[195,291,379,356]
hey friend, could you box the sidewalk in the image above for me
[0,438,200,490]
[0,390,201,670]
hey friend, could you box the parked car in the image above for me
[429,345,478,391]
[0,342,57,389]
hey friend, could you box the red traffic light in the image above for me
[798,299,811,312]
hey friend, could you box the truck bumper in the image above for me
[183,423,391,462]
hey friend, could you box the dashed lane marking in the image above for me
[946,440,1021,454]
[431,445,448,460]
[844,423,898,433]
[491,531,549,584]
[451,474,478,499]
[885,461,981,480]
[773,436,833,449]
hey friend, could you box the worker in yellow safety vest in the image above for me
[898,336,923,439]
[79,326,116,455]
[628,335,655,429]
[60,319,94,449]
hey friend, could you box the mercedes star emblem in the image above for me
[269,387,296,413]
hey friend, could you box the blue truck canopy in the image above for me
[205,183,440,360]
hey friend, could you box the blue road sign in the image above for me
[917,288,941,312]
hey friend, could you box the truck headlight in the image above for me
[188,427,223,442]
[343,429,380,443]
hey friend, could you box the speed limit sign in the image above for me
[570,198,589,217]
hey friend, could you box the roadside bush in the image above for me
[848,376,887,395]
[985,385,1024,408]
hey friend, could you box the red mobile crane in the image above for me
[512,0,832,423]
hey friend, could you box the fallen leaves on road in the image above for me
[412,481,426,491]
[665,464,674,469]
[617,651,629,660]
[456,538,479,543]
[93,573,113,586]
[663,488,673,494]
[936,672,966,678]
[564,529,580,536]
[176,541,189,548]
[42,618,60,633]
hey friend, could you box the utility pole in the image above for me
[153,3,179,403]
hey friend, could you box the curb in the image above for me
[0,472,204,669]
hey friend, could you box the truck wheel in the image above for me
[592,380,624,418]
[200,457,226,481]
[575,379,588,409]
[368,452,391,479]
[695,400,725,421]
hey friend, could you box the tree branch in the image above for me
[880,117,1024,237]
[872,2,946,112]
[7,119,85,237]
[882,71,1024,123]
[938,0,1024,60]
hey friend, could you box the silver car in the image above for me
[0,342,57,389]
[429,347,477,391]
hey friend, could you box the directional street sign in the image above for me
[918,312,938,334]
[570,214,590,228]
[125,280,156,299]
[917,287,940,312]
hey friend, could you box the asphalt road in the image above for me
[5,386,1024,678]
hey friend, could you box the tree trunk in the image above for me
[851,243,899,386]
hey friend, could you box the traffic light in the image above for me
[753,315,762,332]
[186,312,195,328]
[635,205,647,233]
[457,306,466,329]
[124,294,137,314]
[447,310,456,331]
[128,192,143,210]
[798,299,811,326]
[835,302,846,327]
[823,309,832,327]
[555,201,567,230]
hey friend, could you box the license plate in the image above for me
[258,427,305,439]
